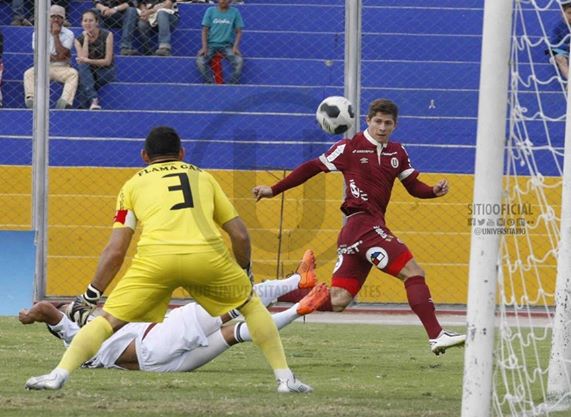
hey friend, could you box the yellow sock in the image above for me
[57,316,113,373]
[238,294,288,370]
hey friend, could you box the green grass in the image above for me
[4,317,569,417]
[0,317,466,417]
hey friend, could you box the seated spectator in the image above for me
[23,5,78,109]
[10,0,32,26]
[196,0,243,84]
[137,0,179,56]
[75,10,115,110]
[549,1,571,80]
[11,0,72,27]
[93,0,140,56]
[0,29,3,108]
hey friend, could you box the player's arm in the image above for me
[222,217,251,270]
[90,227,134,293]
[68,227,134,326]
[401,175,448,198]
[19,301,64,326]
[252,159,324,201]
[209,172,254,277]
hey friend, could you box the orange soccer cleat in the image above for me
[296,249,317,289]
[297,283,330,315]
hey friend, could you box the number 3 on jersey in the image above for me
[163,173,194,210]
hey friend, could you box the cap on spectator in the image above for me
[50,5,66,19]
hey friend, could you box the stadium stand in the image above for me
[0,0,566,303]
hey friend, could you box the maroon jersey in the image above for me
[317,130,418,224]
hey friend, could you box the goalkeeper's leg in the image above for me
[25,315,116,390]
[237,294,312,393]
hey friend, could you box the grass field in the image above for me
[0,317,568,417]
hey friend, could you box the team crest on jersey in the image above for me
[366,247,389,269]
[391,157,399,168]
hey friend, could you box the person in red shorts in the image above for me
[253,98,466,355]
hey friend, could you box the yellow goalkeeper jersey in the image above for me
[112,161,238,254]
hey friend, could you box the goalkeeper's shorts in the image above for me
[104,248,253,322]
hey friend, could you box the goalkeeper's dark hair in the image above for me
[367,99,399,123]
[144,126,181,159]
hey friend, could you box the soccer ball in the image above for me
[315,96,355,135]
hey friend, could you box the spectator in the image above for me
[93,0,140,56]
[0,29,3,108]
[75,10,115,110]
[23,4,78,109]
[196,0,244,84]
[550,1,571,80]
[10,0,32,26]
[137,0,179,56]
[11,0,72,27]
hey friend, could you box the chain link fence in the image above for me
[1,0,494,306]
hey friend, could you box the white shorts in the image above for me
[136,303,212,372]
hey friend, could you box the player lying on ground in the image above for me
[26,127,316,392]
[20,258,328,373]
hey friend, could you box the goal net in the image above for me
[492,0,570,415]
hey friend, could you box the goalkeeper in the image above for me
[20,265,328,373]
[26,126,319,393]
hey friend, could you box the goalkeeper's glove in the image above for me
[243,263,254,285]
[65,284,103,327]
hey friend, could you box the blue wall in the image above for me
[0,231,35,315]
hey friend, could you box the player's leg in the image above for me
[185,250,312,392]
[237,294,313,392]
[137,303,221,372]
[397,258,466,355]
[237,249,317,309]
[174,328,232,372]
[397,258,441,338]
[26,255,174,390]
[174,285,329,373]
[317,251,371,312]
[25,312,121,390]
[315,216,375,311]
[370,226,465,355]
[234,283,329,342]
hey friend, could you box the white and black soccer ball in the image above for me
[315,96,355,135]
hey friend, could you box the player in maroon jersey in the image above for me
[253,98,465,355]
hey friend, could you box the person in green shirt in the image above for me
[196,0,244,84]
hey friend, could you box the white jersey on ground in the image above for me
[48,303,210,371]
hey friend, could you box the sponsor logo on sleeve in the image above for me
[326,144,346,163]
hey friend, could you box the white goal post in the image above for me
[462,0,571,415]
[461,0,513,416]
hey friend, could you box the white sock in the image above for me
[234,303,301,343]
[178,330,230,372]
[253,275,301,307]
[274,368,294,381]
